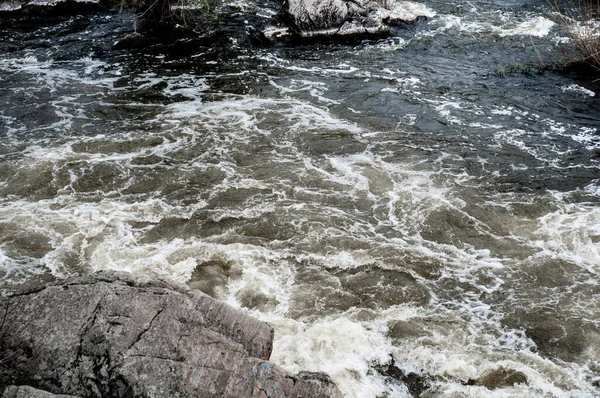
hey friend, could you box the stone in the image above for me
[503,308,591,362]
[0,1,25,12]
[285,0,352,33]
[113,32,160,50]
[374,358,431,397]
[186,260,231,300]
[270,0,434,42]
[0,271,343,398]
[2,386,80,398]
[472,367,528,390]
[261,25,293,43]
[0,0,101,15]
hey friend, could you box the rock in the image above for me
[0,271,343,398]
[186,259,231,300]
[2,386,80,398]
[285,0,353,33]
[0,1,25,12]
[0,0,101,15]
[261,25,293,43]
[269,0,434,42]
[113,25,198,50]
[387,320,430,340]
[374,358,431,397]
[503,308,591,362]
[470,367,528,390]
[113,32,160,50]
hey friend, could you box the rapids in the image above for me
[1,0,600,396]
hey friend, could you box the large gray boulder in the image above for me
[269,0,433,41]
[0,271,343,398]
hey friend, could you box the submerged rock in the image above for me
[469,367,528,390]
[374,358,431,397]
[0,271,343,398]
[265,0,434,42]
[186,259,231,299]
[113,32,160,50]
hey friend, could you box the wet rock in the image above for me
[288,265,430,318]
[130,154,165,166]
[0,271,343,398]
[0,0,101,15]
[113,25,196,49]
[339,267,431,308]
[113,32,160,50]
[374,358,430,397]
[187,259,231,299]
[503,308,594,362]
[237,289,281,312]
[2,385,80,398]
[267,0,431,42]
[0,1,24,12]
[469,367,528,390]
[261,25,293,43]
[388,319,430,340]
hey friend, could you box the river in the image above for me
[1,0,599,396]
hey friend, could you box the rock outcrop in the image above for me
[0,271,343,398]
[264,0,434,42]
[2,386,79,398]
[0,0,101,15]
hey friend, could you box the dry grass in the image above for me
[114,0,221,32]
[376,0,393,10]
[552,0,600,69]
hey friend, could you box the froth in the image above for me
[263,314,409,398]
[530,203,600,273]
[0,198,204,282]
[424,14,555,38]
[562,84,596,97]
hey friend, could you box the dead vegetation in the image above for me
[552,0,600,71]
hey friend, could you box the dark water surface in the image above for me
[1,0,600,396]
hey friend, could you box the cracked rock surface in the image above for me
[276,0,428,40]
[0,271,343,398]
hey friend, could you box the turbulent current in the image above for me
[1,0,600,396]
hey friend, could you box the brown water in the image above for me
[1,1,600,396]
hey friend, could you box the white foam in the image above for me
[503,16,556,37]
[584,181,600,196]
[571,127,600,150]
[0,197,205,281]
[561,84,596,97]
[0,248,46,287]
[258,54,360,75]
[166,95,362,136]
[391,0,436,19]
[270,79,341,105]
[529,203,600,274]
[0,55,119,93]
[262,314,408,398]
[424,13,555,38]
